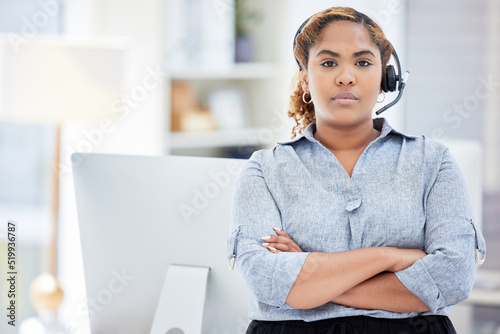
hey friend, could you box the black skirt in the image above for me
[246,315,456,334]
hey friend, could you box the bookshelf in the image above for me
[162,0,290,158]
[168,62,278,81]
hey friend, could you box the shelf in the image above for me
[165,62,278,80]
[467,269,500,307]
[161,1,288,158]
[468,288,500,307]
[168,127,276,150]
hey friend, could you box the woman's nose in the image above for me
[336,66,356,86]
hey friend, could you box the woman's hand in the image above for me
[385,247,427,272]
[261,227,303,253]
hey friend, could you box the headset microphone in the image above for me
[375,47,409,115]
[375,71,409,115]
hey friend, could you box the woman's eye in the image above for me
[321,61,336,68]
[356,60,372,67]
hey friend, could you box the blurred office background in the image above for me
[0,0,498,333]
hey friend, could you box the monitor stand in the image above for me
[150,264,210,334]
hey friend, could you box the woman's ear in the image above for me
[301,70,309,93]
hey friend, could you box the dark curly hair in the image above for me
[289,7,394,138]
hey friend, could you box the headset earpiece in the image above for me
[381,64,397,93]
[375,48,410,115]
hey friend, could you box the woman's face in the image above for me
[302,20,383,128]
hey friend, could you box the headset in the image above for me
[293,15,410,115]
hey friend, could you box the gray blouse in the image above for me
[227,118,486,321]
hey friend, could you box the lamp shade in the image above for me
[0,35,127,124]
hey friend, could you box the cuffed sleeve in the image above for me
[229,151,309,307]
[395,147,486,312]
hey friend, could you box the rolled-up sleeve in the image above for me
[227,151,309,307]
[395,148,486,313]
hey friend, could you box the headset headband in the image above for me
[293,14,315,70]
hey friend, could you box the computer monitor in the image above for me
[72,153,249,333]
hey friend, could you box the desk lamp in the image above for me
[0,35,125,332]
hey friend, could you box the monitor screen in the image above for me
[72,153,249,333]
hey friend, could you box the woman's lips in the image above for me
[333,91,358,105]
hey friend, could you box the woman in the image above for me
[227,6,486,333]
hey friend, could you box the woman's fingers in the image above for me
[273,227,302,252]
[261,228,303,253]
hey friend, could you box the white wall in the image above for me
[483,0,500,192]
[404,0,487,141]
[63,0,165,156]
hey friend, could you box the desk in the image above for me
[450,269,500,333]
[469,269,500,307]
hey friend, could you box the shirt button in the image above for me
[345,198,361,211]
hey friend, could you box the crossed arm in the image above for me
[262,227,430,313]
